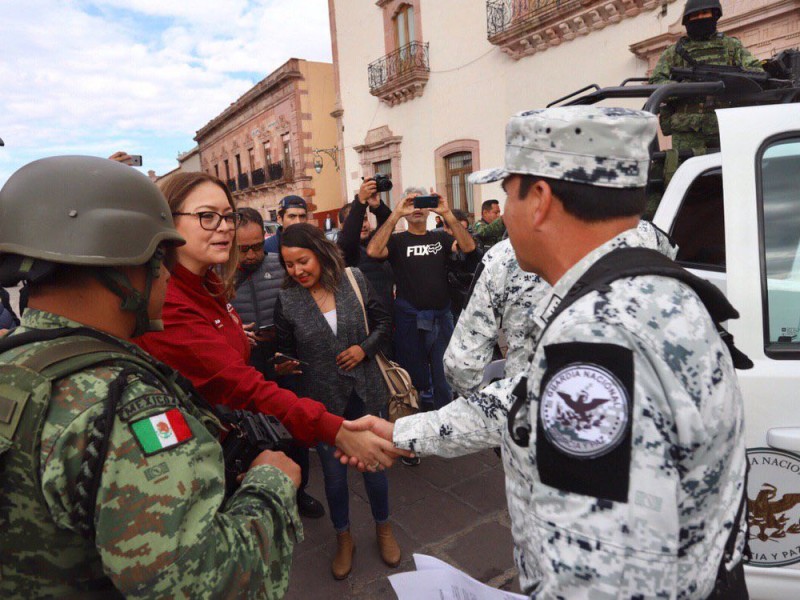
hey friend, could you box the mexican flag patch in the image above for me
[131,408,193,455]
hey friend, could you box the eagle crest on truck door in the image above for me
[746,448,800,567]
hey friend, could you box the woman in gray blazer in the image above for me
[274,223,398,581]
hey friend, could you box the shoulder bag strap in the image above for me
[344,267,370,334]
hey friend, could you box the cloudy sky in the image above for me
[0,0,332,186]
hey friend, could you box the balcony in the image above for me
[267,160,294,183]
[238,173,250,190]
[226,178,236,192]
[485,0,666,60]
[368,41,430,106]
[251,167,266,186]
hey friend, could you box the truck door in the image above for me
[718,104,800,600]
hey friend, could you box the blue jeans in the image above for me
[393,298,454,409]
[316,393,389,532]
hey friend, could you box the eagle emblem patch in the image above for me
[540,363,629,458]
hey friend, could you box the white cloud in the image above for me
[0,0,332,183]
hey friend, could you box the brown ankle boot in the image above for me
[331,530,355,580]
[376,522,401,567]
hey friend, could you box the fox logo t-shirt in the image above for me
[387,230,455,310]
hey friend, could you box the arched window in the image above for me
[445,151,474,212]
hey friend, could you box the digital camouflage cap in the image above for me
[469,106,657,189]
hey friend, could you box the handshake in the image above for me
[333,415,405,472]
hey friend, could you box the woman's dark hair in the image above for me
[517,175,646,222]
[279,223,346,291]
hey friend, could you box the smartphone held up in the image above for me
[412,195,439,209]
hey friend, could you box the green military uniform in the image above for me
[0,309,302,598]
[649,32,763,152]
[472,217,506,250]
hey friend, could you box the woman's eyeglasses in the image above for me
[172,211,243,231]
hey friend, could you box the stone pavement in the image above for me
[285,448,521,599]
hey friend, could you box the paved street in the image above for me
[285,448,520,599]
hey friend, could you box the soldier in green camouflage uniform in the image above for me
[649,0,763,154]
[471,199,506,250]
[0,156,302,598]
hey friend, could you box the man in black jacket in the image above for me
[337,178,394,315]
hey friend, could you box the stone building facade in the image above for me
[329,0,799,220]
[195,59,341,228]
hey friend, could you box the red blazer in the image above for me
[136,263,342,447]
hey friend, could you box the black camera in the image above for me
[373,173,393,192]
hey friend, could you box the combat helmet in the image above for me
[682,0,722,24]
[0,155,185,335]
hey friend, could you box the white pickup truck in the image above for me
[651,102,800,599]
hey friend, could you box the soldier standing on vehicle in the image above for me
[650,0,763,155]
[345,106,749,598]
[0,156,302,598]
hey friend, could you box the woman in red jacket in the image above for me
[136,172,404,469]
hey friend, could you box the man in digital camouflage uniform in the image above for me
[345,106,747,598]
[442,238,546,395]
[0,156,302,599]
[650,0,763,155]
[443,219,674,397]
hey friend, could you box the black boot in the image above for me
[297,490,325,518]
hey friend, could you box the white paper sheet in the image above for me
[388,553,527,600]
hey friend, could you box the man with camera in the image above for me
[367,188,476,416]
[0,156,302,598]
[337,176,394,313]
[232,207,325,519]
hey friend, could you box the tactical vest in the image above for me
[0,328,215,597]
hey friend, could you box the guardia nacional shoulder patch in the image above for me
[540,362,629,458]
[131,408,193,455]
[536,342,634,503]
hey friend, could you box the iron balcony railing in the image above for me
[226,178,236,192]
[267,160,294,183]
[238,173,250,190]
[486,0,579,39]
[251,167,266,186]
[368,41,430,92]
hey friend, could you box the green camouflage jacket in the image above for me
[472,217,506,249]
[0,309,301,599]
[649,34,763,141]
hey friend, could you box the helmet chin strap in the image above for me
[93,249,165,337]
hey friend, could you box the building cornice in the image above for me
[195,59,304,141]
[487,0,677,60]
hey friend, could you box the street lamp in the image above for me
[0,137,4,147]
[312,146,339,173]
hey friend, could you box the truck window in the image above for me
[670,168,725,271]
[759,137,800,355]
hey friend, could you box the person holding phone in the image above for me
[135,173,409,478]
[273,223,399,581]
[366,187,476,418]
